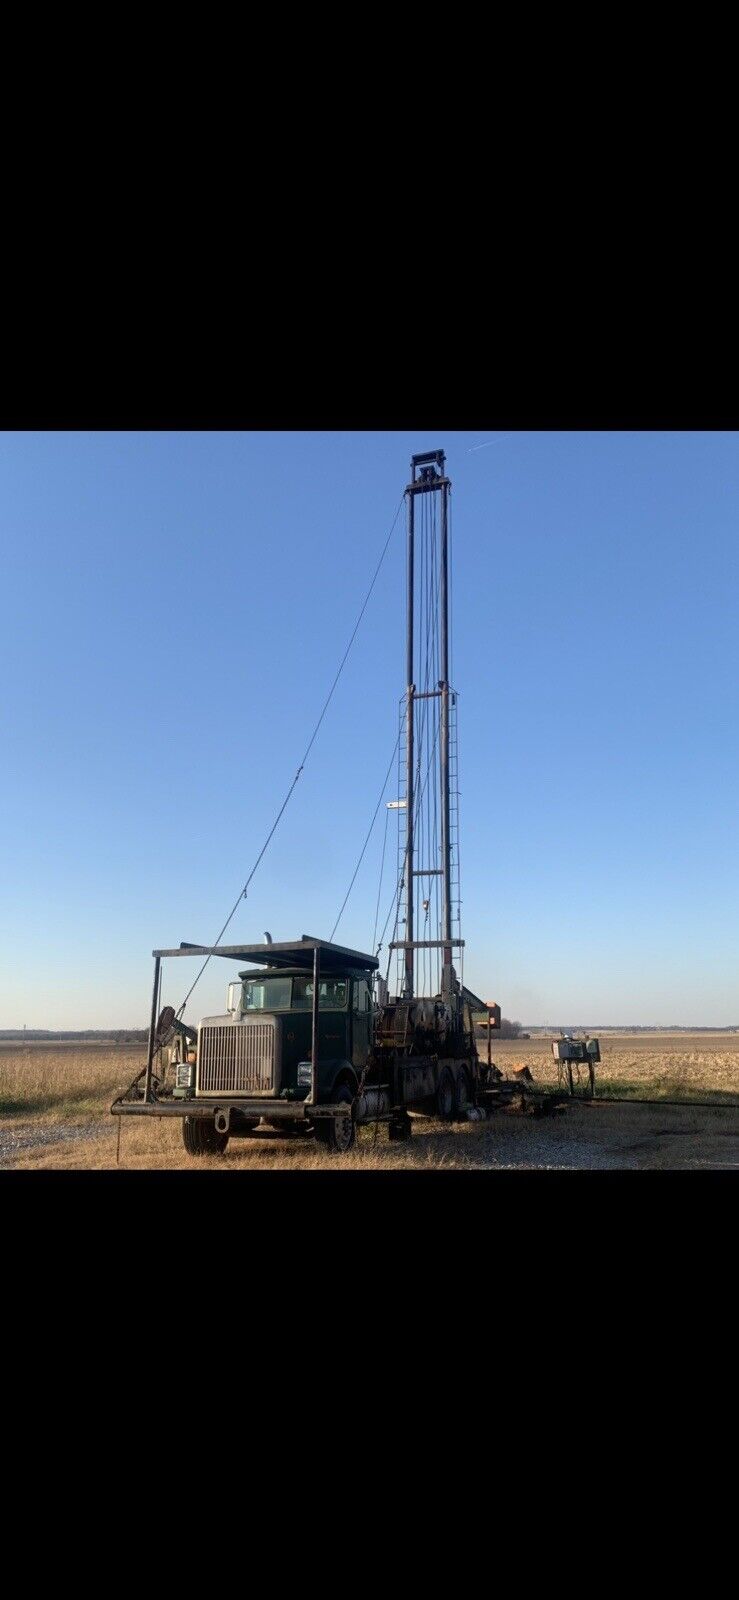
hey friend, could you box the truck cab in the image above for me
[177,963,374,1106]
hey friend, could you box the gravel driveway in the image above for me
[2,1098,738,1168]
[445,1099,739,1169]
[0,1119,111,1164]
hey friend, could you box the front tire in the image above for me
[182,1115,229,1157]
[325,1084,356,1154]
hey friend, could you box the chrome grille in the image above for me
[197,1020,277,1095]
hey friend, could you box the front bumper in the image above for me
[110,1096,350,1121]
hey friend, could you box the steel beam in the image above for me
[411,449,445,469]
[144,956,161,1103]
[310,943,320,1106]
[439,475,452,973]
[389,939,465,951]
[404,484,415,999]
[110,1098,352,1119]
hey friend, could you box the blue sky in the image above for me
[1,430,737,1028]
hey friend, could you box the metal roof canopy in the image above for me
[152,935,379,974]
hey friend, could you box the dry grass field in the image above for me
[1,1033,738,1170]
[495,1032,739,1101]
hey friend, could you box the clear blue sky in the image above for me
[1,430,737,1028]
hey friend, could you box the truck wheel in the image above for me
[182,1116,229,1157]
[326,1085,356,1155]
[454,1068,470,1120]
[436,1068,455,1121]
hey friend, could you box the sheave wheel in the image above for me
[182,1115,229,1157]
[454,1068,470,1120]
[436,1068,455,1122]
[325,1084,356,1155]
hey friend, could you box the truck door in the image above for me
[291,976,351,1069]
[352,977,371,1068]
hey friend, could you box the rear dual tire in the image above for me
[454,1068,471,1120]
[436,1067,471,1122]
[436,1069,455,1121]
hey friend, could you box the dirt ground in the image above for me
[1,1033,738,1170]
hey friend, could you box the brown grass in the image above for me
[0,1046,140,1119]
[2,1034,738,1169]
[11,1118,489,1170]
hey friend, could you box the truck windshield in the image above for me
[242,977,293,1011]
[293,977,348,1010]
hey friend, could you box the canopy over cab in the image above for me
[133,937,379,1108]
[153,935,378,974]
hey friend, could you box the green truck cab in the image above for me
[177,964,374,1109]
[116,938,381,1155]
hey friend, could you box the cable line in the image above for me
[176,492,405,1017]
[330,728,401,941]
[372,803,390,956]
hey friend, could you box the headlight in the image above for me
[176,1059,195,1089]
[297,1061,313,1087]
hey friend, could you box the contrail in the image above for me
[468,433,515,452]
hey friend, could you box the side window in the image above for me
[354,980,369,1014]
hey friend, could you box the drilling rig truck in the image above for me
[112,449,517,1155]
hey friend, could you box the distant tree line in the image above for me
[0,1029,148,1042]
[499,1018,525,1039]
[473,1017,527,1040]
